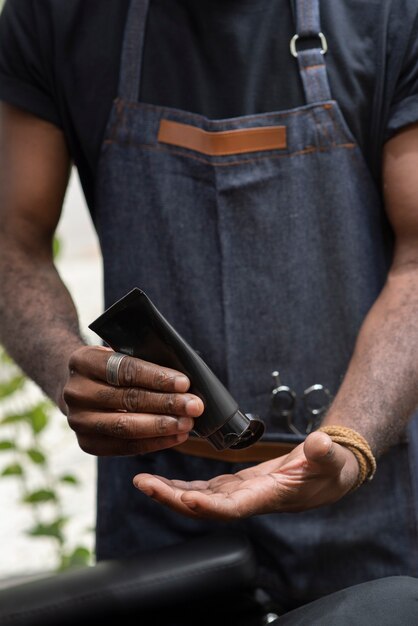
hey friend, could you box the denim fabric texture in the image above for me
[93,0,418,611]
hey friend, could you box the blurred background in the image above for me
[0,168,103,581]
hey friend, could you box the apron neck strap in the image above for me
[291,0,332,104]
[118,0,150,101]
[117,0,331,105]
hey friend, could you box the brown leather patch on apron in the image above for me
[158,119,287,156]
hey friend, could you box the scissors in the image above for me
[270,371,331,435]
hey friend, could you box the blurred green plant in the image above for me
[0,348,94,571]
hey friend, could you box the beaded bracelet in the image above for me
[318,425,377,492]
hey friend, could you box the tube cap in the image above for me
[207,411,265,451]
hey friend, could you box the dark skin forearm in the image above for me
[0,102,84,410]
[323,261,418,457]
[324,124,418,457]
[0,241,85,410]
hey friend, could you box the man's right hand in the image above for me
[62,346,204,456]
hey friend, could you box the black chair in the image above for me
[0,530,278,626]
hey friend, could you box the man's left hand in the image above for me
[132,431,360,519]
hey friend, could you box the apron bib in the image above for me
[93,0,418,609]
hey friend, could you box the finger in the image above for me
[133,474,254,520]
[69,346,191,392]
[133,474,201,518]
[303,431,346,476]
[65,376,204,417]
[68,410,195,439]
[77,432,190,456]
[151,476,212,491]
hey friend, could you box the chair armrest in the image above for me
[0,530,258,625]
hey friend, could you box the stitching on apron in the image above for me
[311,105,334,147]
[310,68,322,103]
[110,99,126,144]
[327,103,355,146]
[305,104,323,148]
[101,140,356,166]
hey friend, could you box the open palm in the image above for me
[133,431,359,520]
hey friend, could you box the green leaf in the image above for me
[59,546,91,571]
[0,375,26,399]
[22,489,57,504]
[52,236,61,259]
[26,448,46,464]
[1,463,23,476]
[0,403,51,431]
[27,518,67,542]
[0,440,15,451]
[0,411,27,426]
[59,474,79,485]
[0,349,13,365]
[27,404,50,434]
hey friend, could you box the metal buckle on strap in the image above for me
[290,32,328,58]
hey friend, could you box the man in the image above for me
[1,0,418,621]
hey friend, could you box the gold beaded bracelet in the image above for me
[318,425,377,492]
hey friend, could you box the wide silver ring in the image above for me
[106,352,127,386]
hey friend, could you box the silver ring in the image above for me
[106,352,127,386]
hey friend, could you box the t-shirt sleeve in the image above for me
[385,8,418,141]
[0,0,61,127]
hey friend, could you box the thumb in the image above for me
[303,431,347,476]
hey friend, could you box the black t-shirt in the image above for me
[1,0,418,214]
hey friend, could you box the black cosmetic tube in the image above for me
[89,288,264,450]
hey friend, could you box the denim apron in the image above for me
[93,0,418,610]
